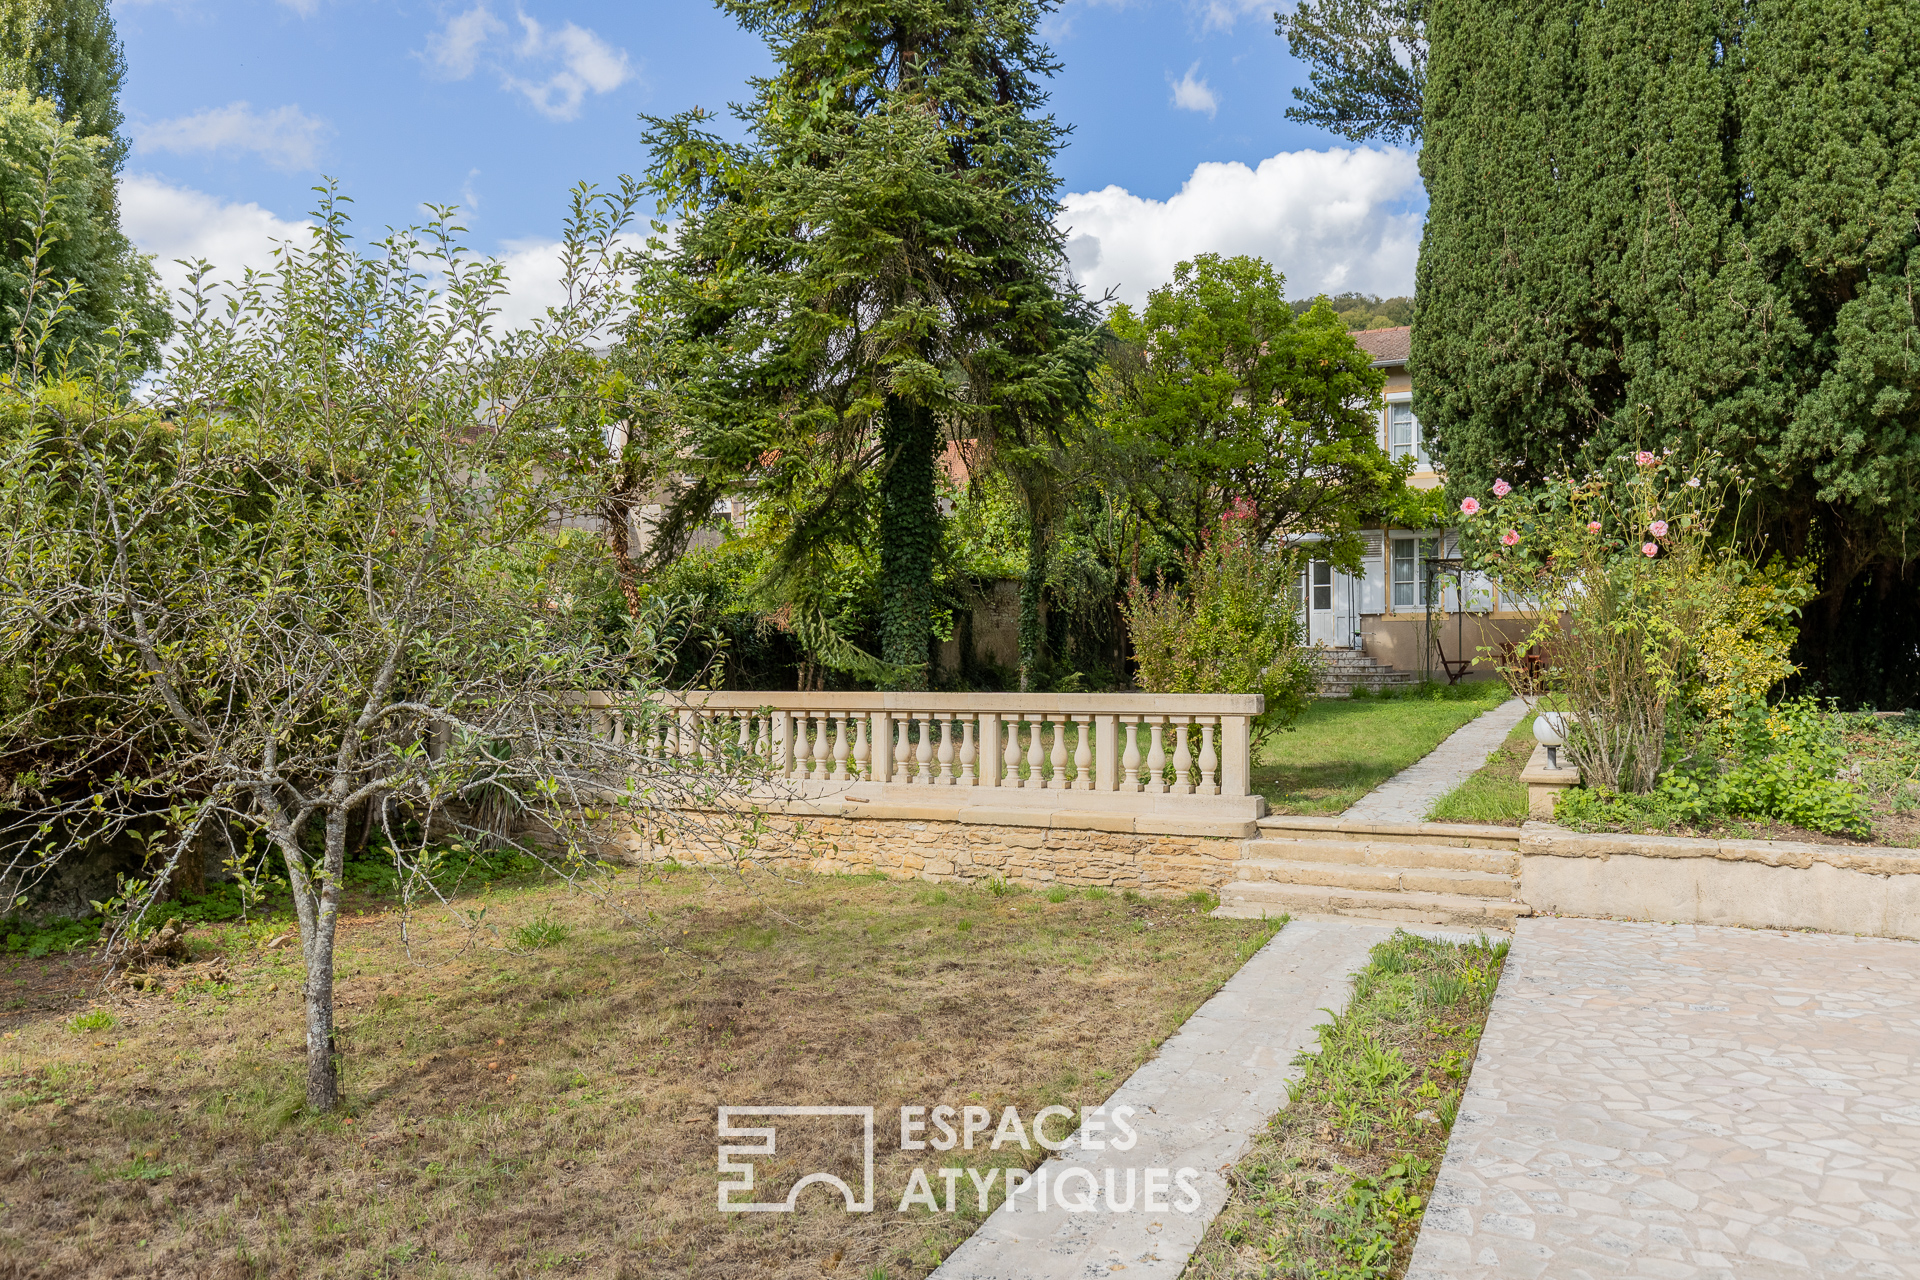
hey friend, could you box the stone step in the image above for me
[1240,837,1518,876]
[1216,880,1531,928]
[1255,816,1522,852]
[1235,856,1514,898]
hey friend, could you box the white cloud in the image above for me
[1059,147,1424,308]
[1192,0,1271,33]
[278,0,321,14]
[132,102,333,172]
[1169,62,1217,117]
[121,177,626,337]
[426,6,506,79]
[120,174,313,303]
[422,6,632,121]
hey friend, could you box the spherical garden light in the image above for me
[1534,711,1568,771]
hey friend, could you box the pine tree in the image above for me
[1415,0,1920,703]
[633,0,1094,687]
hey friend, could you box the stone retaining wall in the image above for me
[605,805,1244,895]
[1520,824,1920,940]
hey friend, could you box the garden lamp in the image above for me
[1533,712,1568,771]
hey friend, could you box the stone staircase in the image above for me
[1216,815,1529,930]
[1314,649,1418,698]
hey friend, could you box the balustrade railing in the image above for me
[577,692,1263,805]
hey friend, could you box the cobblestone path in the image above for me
[1409,917,1920,1278]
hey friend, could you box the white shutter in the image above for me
[1359,529,1386,615]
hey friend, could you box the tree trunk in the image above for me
[281,813,345,1113]
[878,396,938,688]
[1019,510,1048,692]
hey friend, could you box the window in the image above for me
[1311,560,1333,611]
[1391,537,1439,609]
[1388,402,1427,467]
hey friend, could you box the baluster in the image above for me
[1198,720,1219,794]
[832,713,851,781]
[1122,719,1142,791]
[756,714,772,761]
[895,715,914,785]
[1003,717,1022,788]
[1145,719,1168,794]
[853,714,871,781]
[959,715,977,786]
[1025,716,1045,789]
[915,715,936,784]
[737,712,751,759]
[1171,721,1194,795]
[1074,718,1093,791]
[937,717,956,785]
[813,713,832,781]
[793,712,813,779]
[1048,717,1069,789]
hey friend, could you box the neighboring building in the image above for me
[1298,326,1517,685]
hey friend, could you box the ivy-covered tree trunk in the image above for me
[878,397,939,686]
[1018,509,1048,692]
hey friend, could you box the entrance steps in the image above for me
[1314,649,1418,698]
[1217,816,1528,930]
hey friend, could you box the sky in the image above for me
[112,0,1425,322]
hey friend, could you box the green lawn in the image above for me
[1255,682,1514,816]
[1427,710,1538,824]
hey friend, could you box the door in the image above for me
[1307,560,1336,646]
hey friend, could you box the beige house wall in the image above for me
[1355,615,1531,682]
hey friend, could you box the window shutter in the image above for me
[1360,530,1386,614]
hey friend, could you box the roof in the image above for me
[1350,325,1411,367]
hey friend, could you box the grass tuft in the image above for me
[66,1009,115,1033]
[509,917,572,950]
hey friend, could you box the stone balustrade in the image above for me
[580,691,1267,820]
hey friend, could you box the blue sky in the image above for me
[114,0,1424,315]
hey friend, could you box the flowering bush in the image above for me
[1454,454,1740,792]
[1124,504,1318,744]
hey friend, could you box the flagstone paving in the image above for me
[1408,917,1920,1279]
[1340,697,1531,824]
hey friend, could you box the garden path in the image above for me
[1408,917,1920,1279]
[1340,697,1530,823]
[931,919,1476,1279]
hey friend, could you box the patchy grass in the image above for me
[1426,712,1537,825]
[1257,682,1514,815]
[1187,930,1509,1279]
[0,868,1279,1279]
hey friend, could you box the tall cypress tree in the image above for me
[633,0,1093,688]
[1416,0,1920,703]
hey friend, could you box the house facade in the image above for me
[1296,326,1517,684]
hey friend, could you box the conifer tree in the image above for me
[632,0,1094,687]
[1415,0,1920,702]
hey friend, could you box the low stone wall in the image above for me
[606,803,1246,896]
[1520,824,1920,940]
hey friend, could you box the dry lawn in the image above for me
[0,866,1279,1279]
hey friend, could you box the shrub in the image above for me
[1124,501,1319,744]
[1457,454,1741,792]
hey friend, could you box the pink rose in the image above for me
[1459,497,1481,515]
[1649,520,1669,537]
[1642,542,1659,557]
[1501,529,1520,547]
[1635,451,1656,467]
[1587,521,1602,534]
[1492,478,1512,497]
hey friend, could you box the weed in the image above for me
[511,917,572,950]
[1044,886,1070,904]
[67,1009,116,1033]
[1184,889,1220,912]
[985,878,1017,897]
[1083,887,1113,901]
